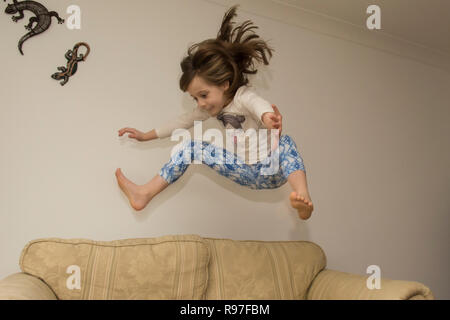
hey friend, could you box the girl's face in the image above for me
[187,76,231,117]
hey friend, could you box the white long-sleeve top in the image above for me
[155,85,275,164]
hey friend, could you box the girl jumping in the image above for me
[115,5,314,220]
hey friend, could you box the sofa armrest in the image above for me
[307,269,434,300]
[0,272,58,300]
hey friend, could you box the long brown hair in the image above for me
[179,4,274,104]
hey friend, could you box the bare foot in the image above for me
[115,168,152,211]
[289,191,314,220]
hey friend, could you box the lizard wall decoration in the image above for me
[3,0,64,55]
[51,42,90,86]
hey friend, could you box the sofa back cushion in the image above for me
[19,235,210,300]
[204,238,326,299]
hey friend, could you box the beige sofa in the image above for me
[0,234,434,300]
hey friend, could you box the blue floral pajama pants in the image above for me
[159,134,305,190]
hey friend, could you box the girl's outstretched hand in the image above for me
[118,127,147,141]
[262,104,283,137]
[271,104,282,137]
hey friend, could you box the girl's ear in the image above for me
[222,80,230,91]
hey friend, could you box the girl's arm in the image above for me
[118,127,157,141]
[153,106,210,139]
[118,107,210,142]
[144,129,158,141]
[238,87,282,135]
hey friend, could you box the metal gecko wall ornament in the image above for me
[51,42,90,86]
[3,0,64,55]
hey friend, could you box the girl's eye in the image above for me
[193,94,207,101]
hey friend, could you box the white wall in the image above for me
[1,0,449,299]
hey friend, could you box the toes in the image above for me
[115,169,125,182]
[290,193,313,207]
[289,192,298,201]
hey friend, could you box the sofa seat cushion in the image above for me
[19,235,210,300]
[204,238,326,299]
